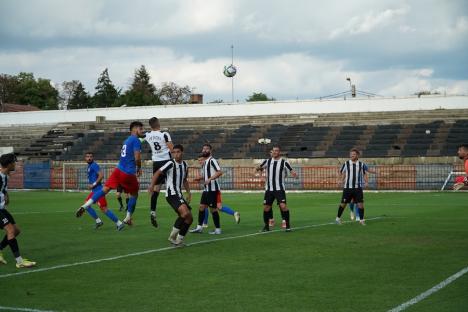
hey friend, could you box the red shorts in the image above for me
[216,191,222,205]
[105,168,139,194]
[86,192,108,208]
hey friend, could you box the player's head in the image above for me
[271,145,281,159]
[202,143,212,157]
[85,152,94,164]
[149,117,160,130]
[197,154,205,164]
[457,144,468,159]
[0,153,17,171]
[350,148,360,161]
[130,121,144,137]
[173,144,184,162]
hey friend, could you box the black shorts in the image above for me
[153,160,171,185]
[116,185,123,194]
[341,188,364,204]
[166,195,191,212]
[0,209,15,229]
[264,190,287,206]
[200,191,220,208]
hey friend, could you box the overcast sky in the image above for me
[1,0,467,102]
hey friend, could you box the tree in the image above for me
[117,65,160,106]
[13,72,59,110]
[0,74,20,104]
[246,92,275,102]
[92,68,119,107]
[68,82,91,109]
[61,80,80,109]
[158,82,191,105]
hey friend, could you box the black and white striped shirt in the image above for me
[160,159,188,197]
[0,172,8,210]
[259,158,293,191]
[202,156,221,192]
[340,160,368,189]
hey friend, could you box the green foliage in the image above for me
[68,82,91,109]
[92,68,120,108]
[117,65,161,107]
[246,92,275,102]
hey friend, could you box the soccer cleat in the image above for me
[75,206,85,218]
[0,252,7,265]
[350,211,355,221]
[234,212,241,224]
[285,227,292,232]
[281,220,287,229]
[171,239,185,247]
[202,223,209,228]
[16,258,36,268]
[150,214,158,228]
[208,228,222,235]
[268,218,275,228]
[356,215,361,222]
[335,217,342,225]
[189,226,203,233]
[123,218,133,226]
[261,225,270,232]
[359,220,366,226]
[116,223,125,231]
[95,221,104,229]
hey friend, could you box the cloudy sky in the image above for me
[1,0,467,102]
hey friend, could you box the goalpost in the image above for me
[441,171,466,191]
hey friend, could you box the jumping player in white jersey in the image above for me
[143,117,173,228]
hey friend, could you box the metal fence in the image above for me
[7,161,466,191]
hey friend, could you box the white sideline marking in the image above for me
[0,306,58,312]
[388,265,468,312]
[0,217,383,279]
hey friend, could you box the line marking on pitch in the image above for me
[387,265,468,312]
[0,306,58,312]
[0,216,384,279]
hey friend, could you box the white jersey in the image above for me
[0,172,8,210]
[144,130,172,161]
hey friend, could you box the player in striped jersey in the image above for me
[256,145,297,232]
[148,144,192,246]
[190,144,239,234]
[143,117,174,228]
[335,148,369,225]
[0,153,36,268]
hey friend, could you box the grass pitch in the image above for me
[1,191,467,312]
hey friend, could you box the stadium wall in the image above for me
[8,160,465,191]
[1,95,467,126]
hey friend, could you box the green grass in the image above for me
[1,191,468,312]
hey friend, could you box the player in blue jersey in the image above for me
[77,121,144,225]
[77,152,124,230]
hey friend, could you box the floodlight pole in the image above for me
[231,44,234,103]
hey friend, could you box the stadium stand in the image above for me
[1,109,467,160]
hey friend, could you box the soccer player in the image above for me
[454,144,468,190]
[78,152,124,230]
[148,144,192,246]
[190,144,239,234]
[335,148,369,226]
[0,153,36,268]
[256,145,297,232]
[143,117,173,228]
[77,121,143,225]
[116,185,129,212]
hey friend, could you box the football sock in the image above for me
[281,210,290,228]
[203,208,209,225]
[198,210,205,226]
[179,221,190,236]
[337,205,345,218]
[104,210,119,223]
[349,202,355,212]
[212,211,221,229]
[126,197,129,206]
[220,206,235,216]
[263,211,270,226]
[117,196,123,208]
[86,207,98,219]
[151,192,159,212]
[127,197,137,214]
[268,209,274,220]
[174,217,184,229]
[90,189,105,204]
[0,235,8,250]
[8,238,20,258]
[358,207,364,220]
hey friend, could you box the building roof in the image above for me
[0,103,41,112]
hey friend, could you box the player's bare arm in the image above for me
[205,170,223,185]
[290,170,298,178]
[183,178,192,203]
[135,150,142,177]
